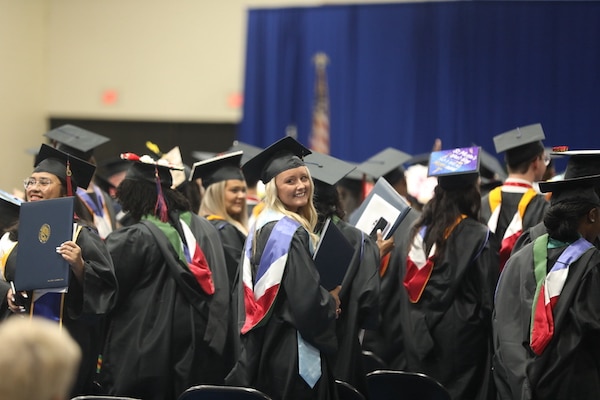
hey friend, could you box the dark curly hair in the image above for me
[544,188,600,242]
[116,179,191,222]
[409,182,481,262]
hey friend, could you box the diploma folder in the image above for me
[313,218,355,291]
[349,177,412,240]
[14,197,74,291]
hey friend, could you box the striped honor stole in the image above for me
[144,213,214,295]
[241,212,300,334]
[404,215,466,303]
[487,182,538,271]
[530,234,593,355]
[77,186,112,239]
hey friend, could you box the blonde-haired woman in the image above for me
[192,151,248,288]
[226,137,341,400]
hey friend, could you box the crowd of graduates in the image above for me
[1,122,600,400]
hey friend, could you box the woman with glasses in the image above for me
[3,144,117,397]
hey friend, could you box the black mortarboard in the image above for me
[44,124,110,161]
[538,174,600,205]
[428,146,481,190]
[476,145,507,182]
[121,153,183,187]
[190,151,245,189]
[550,149,600,179]
[356,148,412,184]
[242,136,311,184]
[191,151,217,162]
[0,189,23,213]
[228,141,263,165]
[304,152,357,187]
[493,123,546,167]
[34,143,96,191]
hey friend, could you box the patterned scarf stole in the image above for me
[143,213,214,295]
[30,225,83,328]
[487,183,538,271]
[77,186,112,239]
[241,212,300,334]
[529,234,593,355]
[404,215,466,303]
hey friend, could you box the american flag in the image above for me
[309,52,330,155]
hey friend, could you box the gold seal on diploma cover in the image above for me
[38,223,51,243]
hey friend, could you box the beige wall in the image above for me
[0,0,47,192]
[1,0,414,192]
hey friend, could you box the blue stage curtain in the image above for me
[238,1,600,164]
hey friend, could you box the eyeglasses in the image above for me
[23,178,56,189]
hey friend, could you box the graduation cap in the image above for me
[242,136,311,184]
[493,123,546,167]
[304,152,357,187]
[0,189,23,213]
[538,173,600,206]
[44,124,110,161]
[549,149,600,179]
[121,153,185,222]
[229,141,263,165]
[190,151,245,189]
[121,153,183,187]
[428,146,480,190]
[356,147,412,185]
[33,143,96,192]
[475,144,507,182]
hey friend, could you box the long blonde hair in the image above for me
[262,165,319,245]
[200,180,249,235]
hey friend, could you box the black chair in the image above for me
[336,380,366,400]
[366,370,451,400]
[361,350,388,374]
[71,397,141,400]
[177,385,272,400]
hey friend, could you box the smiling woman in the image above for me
[226,136,341,400]
[2,144,117,397]
[192,151,248,290]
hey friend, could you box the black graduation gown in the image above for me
[362,208,421,370]
[494,241,600,400]
[512,222,600,256]
[3,225,118,396]
[207,219,246,290]
[100,212,230,400]
[480,191,548,265]
[400,218,497,400]
[226,222,339,400]
[331,220,380,395]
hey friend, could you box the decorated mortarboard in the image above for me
[0,189,23,213]
[159,146,189,189]
[190,151,245,189]
[242,136,311,184]
[34,143,96,193]
[493,123,545,167]
[44,124,110,161]
[304,152,357,187]
[120,153,184,222]
[121,153,183,187]
[428,146,480,190]
[356,147,412,182]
